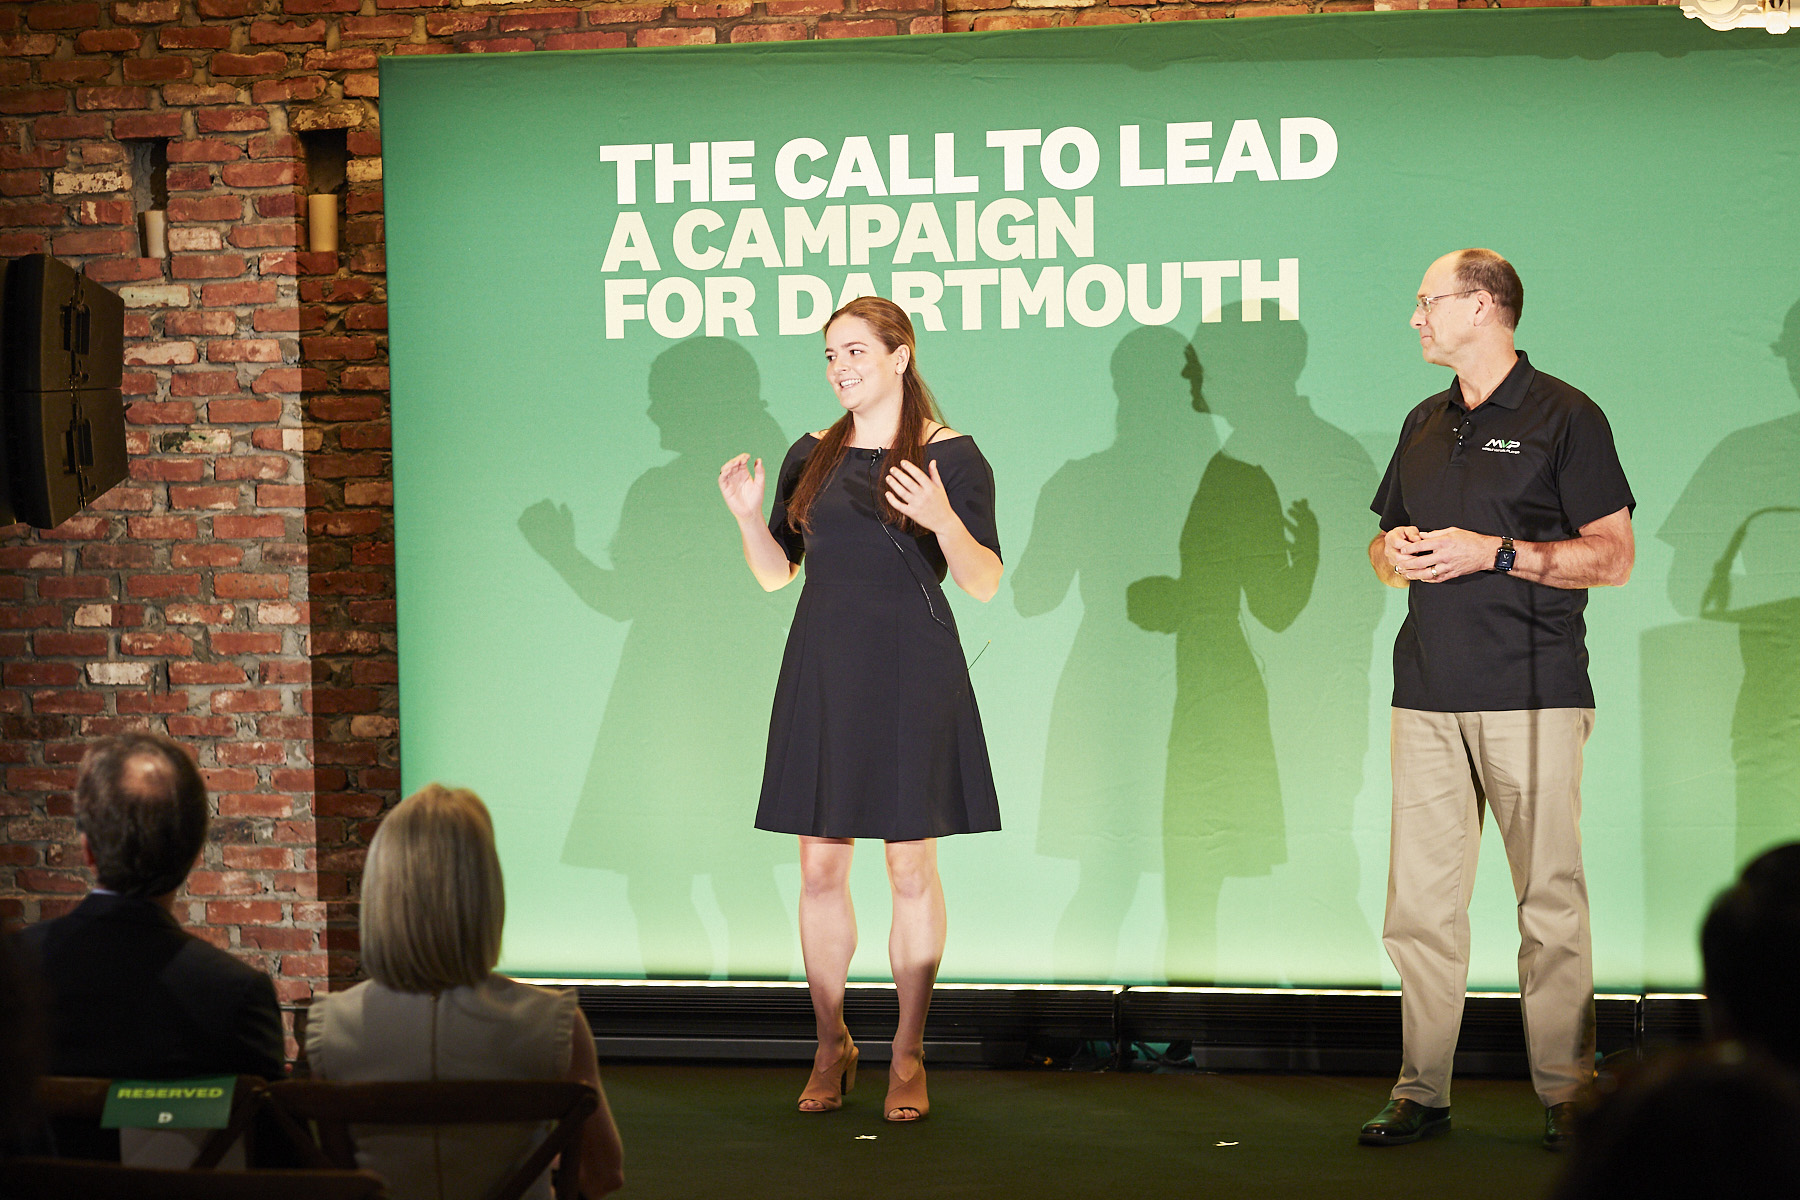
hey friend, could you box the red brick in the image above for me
[172,543,245,567]
[128,515,199,539]
[207,338,283,363]
[226,223,300,249]
[53,229,135,256]
[158,25,233,49]
[125,574,201,599]
[302,47,378,69]
[168,371,240,397]
[214,515,285,538]
[301,336,377,361]
[0,203,64,227]
[171,253,247,279]
[114,0,182,20]
[0,233,47,256]
[210,52,289,77]
[166,715,233,738]
[35,632,109,656]
[213,631,281,654]
[0,92,66,117]
[498,7,580,29]
[121,631,195,656]
[220,161,302,188]
[5,663,82,687]
[75,198,133,226]
[41,62,115,86]
[342,14,413,36]
[171,661,248,684]
[0,33,56,56]
[307,687,379,714]
[255,367,324,393]
[462,37,532,53]
[125,401,199,424]
[253,193,301,219]
[165,311,237,337]
[208,398,281,423]
[202,280,277,306]
[586,4,667,23]
[110,112,184,141]
[163,84,241,108]
[29,691,106,714]
[206,899,283,924]
[129,457,205,482]
[257,484,307,508]
[285,0,361,9]
[77,29,142,52]
[75,88,154,111]
[636,26,716,44]
[195,108,270,135]
[123,57,195,83]
[165,164,212,192]
[164,603,235,625]
[39,577,110,602]
[37,114,109,138]
[729,22,805,41]
[211,689,280,714]
[168,138,244,164]
[169,485,239,510]
[251,77,325,103]
[215,455,290,481]
[251,19,327,42]
[29,4,102,30]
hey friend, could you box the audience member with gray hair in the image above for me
[305,783,624,1200]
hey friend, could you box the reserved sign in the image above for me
[101,1077,236,1129]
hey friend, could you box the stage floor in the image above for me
[600,1062,1567,1198]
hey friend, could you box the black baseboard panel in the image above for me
[531,980,1703,1072]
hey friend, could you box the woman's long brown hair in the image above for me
[786,296,945,536]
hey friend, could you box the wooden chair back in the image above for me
[34,1074,268,1167]
[264,1079,598,1200]
[3,1158,388,1200]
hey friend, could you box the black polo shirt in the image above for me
[1371,351,1635,712]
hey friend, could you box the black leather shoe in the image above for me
[1543,1102,1578,1151]
[1359,1098,1452,1146]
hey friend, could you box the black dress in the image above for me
[754,433,1003,841]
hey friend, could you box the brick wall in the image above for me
[1,0,1659,1009]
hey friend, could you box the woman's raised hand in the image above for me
[885,459,957,534]
[718,453,765,520]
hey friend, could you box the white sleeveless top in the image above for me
[306,975,578,1200]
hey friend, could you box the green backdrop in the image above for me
[381,9,1800,989]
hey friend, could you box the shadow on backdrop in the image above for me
[1128,306,1322,985]
[1185,310,1384,986]
[1012,326,1215,982]
[1650,299,1800,974]
[519,337,796,979]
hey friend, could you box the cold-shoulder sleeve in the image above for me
[930,438,1001,562]
[766,436,816,566]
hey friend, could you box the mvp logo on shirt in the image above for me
[1482,438,1522,454]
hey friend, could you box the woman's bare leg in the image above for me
[884,838,944,1118]
[798,836,857,1109]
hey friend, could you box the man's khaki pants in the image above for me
[1385,707,1597,1109]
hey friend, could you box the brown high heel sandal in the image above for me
[884,1055,929,1122]
[798,1036,858,1113]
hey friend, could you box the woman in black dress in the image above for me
[718,297,1002,1123]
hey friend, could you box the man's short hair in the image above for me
[1454,249,1524,330]
[75,733,209,899]
[1701,842,1800,1071]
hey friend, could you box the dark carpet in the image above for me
[599,1063,1566,1198]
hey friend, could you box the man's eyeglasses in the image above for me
[1414,290,1478,316]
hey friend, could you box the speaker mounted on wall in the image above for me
[0,254,128,530]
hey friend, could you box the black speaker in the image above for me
[0,254,128,529]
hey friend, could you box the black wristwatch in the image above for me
[1493,536,1516,574]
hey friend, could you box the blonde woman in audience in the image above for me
[307,784,624,1199]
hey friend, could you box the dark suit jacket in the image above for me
[17,891,285,1081]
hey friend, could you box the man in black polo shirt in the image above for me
[1358,249,1635,1151]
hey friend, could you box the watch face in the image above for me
[1495,549,1516,573]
